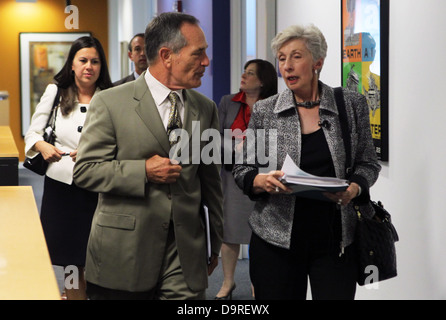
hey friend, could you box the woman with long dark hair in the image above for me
[25,36,112,300]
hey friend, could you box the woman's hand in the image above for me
[324,182,360,206]
[252,170,292,194]
[33,141,66,163]
[70,150,78,162]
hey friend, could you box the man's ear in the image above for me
[159,47,173,68]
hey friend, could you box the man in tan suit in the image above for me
[73,12,223,300]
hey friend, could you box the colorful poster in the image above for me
[342,0,386,160]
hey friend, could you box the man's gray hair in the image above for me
[144,12,200,65]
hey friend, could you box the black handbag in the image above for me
[23,87,60,175]
[354,200,399,285]
[334,87,399,286]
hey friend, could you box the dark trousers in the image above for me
[249,233,357,300]
[249,200,357,300]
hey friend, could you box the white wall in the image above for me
[277,0,446,299]
[276,0,342,92]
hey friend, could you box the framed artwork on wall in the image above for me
[19,32,91,136]
[341,0,389,161]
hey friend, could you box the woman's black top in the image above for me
[291,128,342,255]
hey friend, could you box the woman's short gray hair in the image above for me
[271,24,328,62]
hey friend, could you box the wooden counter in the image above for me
[0,186,60,300]
[0,126,18,158]
[0,126,19,186]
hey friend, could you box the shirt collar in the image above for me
[145,68,184,107]
[231,91,246,104]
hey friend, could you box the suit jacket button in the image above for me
[162,223,169,230]
[167,193,172,200]
[77,126,83,133]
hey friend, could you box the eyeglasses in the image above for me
[243,70,257,77]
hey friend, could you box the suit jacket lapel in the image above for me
[183,90,200,141]
[227,99,241,128]
[133,75,171,155]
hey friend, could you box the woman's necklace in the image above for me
[294,85,320,109]
[294,100,321,109]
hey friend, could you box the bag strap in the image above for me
[45,86,61,129]
[334,87,352,175]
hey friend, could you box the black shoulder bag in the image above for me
[334,87,399,286]
[24,87,61,176]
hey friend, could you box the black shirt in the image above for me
[291,128,341,254]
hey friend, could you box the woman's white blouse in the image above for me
[25,84,97,185]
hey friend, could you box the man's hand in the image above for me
[145,155,182,184]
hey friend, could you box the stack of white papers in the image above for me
[280,154,349,200]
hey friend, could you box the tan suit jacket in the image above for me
[73,73,223,292]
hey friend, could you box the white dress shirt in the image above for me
[144,69,185,130]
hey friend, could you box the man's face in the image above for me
[129,36,148,75]
[169,23,210,89]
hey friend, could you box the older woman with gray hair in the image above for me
[233,24,380,300]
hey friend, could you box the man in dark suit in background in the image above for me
[113,33,148,86]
